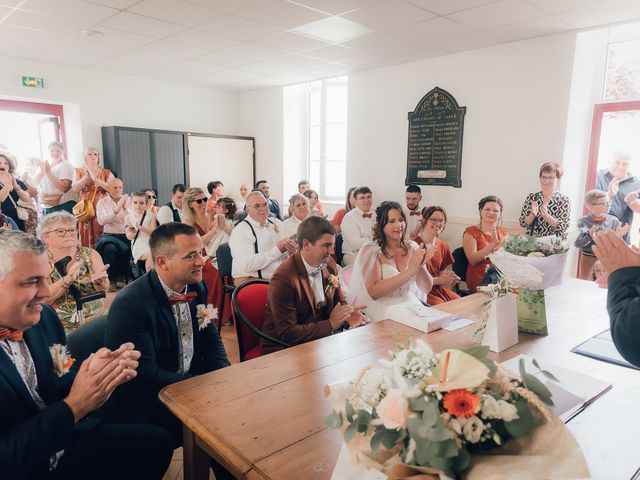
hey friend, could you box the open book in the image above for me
[385,302,472,333]
[500,355,612,423]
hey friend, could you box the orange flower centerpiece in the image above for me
[325,341,589,479]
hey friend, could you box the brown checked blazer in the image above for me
[261,252,345,353]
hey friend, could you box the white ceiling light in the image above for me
[292,16,372,42]
[82,29,105,39]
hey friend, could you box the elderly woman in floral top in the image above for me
[39,211,109,333]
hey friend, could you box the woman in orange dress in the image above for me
[182,187,224,311]
[414,206,460,305]
[462,196,507,292]
[71,147,113,248]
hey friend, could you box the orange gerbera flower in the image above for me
[443,389,480,417]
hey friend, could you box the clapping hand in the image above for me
[625,191,639,204]
[406,246,427,276]
[608,178,621,199]
[530,201,539,216]
[616,223,630,238]
[593,230,640,274]
[439,269,460,287]
[91,263,109,287]
[539,204,550,218]
[329,304,368,331]
[488,228,502,253]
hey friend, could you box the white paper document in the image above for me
[385,302,456,333]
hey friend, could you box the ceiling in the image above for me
[1,0,640,92]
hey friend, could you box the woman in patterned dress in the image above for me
[39,211,109,334]
[71,147,114,248]
[519,162,571,238]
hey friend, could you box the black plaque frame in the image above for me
[405,87,466,188]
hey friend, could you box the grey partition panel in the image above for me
[153,132,185,204]
[117,129,153,194]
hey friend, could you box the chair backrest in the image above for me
[232,280,269,362]
[452,247,469,282]
[338,264,353,297]
[66,314,108,364]
[216,242,233,280]
[334,233,344,266]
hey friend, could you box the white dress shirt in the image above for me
[301,255,326,306]
[96,195,128,234]
[39,160,77,207]
[229,216,286,280]
[156,200,184,225]
[341,207,374,265]
[282,215,302,239]
[406,207,422,238]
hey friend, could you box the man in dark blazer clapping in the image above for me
[0,230,173,479]
[105,222,230,445]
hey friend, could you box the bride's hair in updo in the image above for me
[372,201,409,258]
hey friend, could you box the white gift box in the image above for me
[482,292,518,353]
[385,302,453,333]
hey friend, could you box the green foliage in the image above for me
[504,399,535,438]
[519,358,555,406]
[324,411,343,429]
[463,345,498,376]
[504,234,568,257]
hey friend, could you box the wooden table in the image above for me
[159,279,640,480]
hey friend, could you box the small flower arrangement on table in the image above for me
[325,339,588,479]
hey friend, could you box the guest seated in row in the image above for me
[256,179,282,220]
[261,216,368,353]
[518,162,571,238]
[349,201,434,322]
[0,151,34,232]
[575,189,629,280]
[463,195,507,292]
[332,186,356,235]
[282,193,310,238]
[144,188,159,214]
[298,179,311,193]
[341,186,375,265]
[72,147,113,248]
[182,188,224,308]
[303,189,326,218]
[125,191,157,273]
[414,206,460,305]
[96,178,130,290]
[229,191,296,286]
[205,196,235,268]
[405,184,424,239]
[236,183,250,213]
[157,183,185,224]
[40,212,109,334]
[0,230,173,479]
[206,180,225,213]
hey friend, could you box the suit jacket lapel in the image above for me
[321,268,336,311]
[149,270,179,344]
[23,325,58,404]
[293,254,316,316]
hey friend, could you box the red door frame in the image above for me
[0,99,67,151]
[585,100,640,189]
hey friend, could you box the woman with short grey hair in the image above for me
[39,211,109,333]
[283,194,310,238]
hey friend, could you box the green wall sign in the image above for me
[22,76,44,88]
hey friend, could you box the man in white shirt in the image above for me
[96,178,130,288]
[229,191,297,286]
[405,184,423,239]
[156,184,185,225]
[37,141,77,214]
[341,186,374,265]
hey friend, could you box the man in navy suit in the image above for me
[105,222,230,443]
[0,230,173,479]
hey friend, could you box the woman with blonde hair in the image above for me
[182,187,224,309]
[72,146,113,247]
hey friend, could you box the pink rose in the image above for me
[376,389,409,430]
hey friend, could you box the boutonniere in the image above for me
[324,274,340,293]
[196,304,218,331]
[49,344,75,377]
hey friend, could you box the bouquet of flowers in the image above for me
[326,340,588,479]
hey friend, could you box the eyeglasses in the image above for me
[593,201,611,206]
[44,228,76,237]
[540,175,557,180]
[146,194,156,199]
[192,197,208,205]
[251,202,269,209]
[429,218,446,224]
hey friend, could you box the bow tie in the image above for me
[168,292,197,305]
[310,263,327,278]
[0,328,23,342]
[409,211,421,216]
[362,213,372,219]
[591,216,607,223]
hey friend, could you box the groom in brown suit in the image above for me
[261,216,368,353]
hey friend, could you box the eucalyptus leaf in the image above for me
[504,399,535,438]
[519,358,526,377]
[409,396,430,412]
[532,358,540,369]
[382,428,401,449]
[420,425,454,442]
[324,411,343,429]
[422,399,441,426]
[463,345,490,360]
[370,429,384,453]
[451,447,471,472]
[541,369,560,382]
[428,456,455,478]
[345,400,355,422]
[344,423,357,443]
[355,409,372,426]
[522,372,554,406]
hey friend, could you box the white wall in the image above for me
[237,87,283,200]
[347,33,577,237]
[0,55,237,165]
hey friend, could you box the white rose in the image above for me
[497,400,519,422]
[462,416,485,443]
[376,389,410,430]
[481,395,501,419]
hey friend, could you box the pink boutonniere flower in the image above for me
[49,344,75,377]
[324,274,340,293]
[196,304,218,331]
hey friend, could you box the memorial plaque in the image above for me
[406,87,466,188]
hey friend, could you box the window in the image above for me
[308,76,348,201]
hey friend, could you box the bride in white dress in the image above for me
[348,201,434,322]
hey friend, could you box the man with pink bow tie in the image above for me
[341,186,375,265]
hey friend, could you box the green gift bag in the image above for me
[517,289,548,335]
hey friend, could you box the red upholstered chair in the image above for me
[231,279,290,362]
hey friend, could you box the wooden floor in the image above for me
[105,288,240,479]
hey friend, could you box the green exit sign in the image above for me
[21,76,44,88]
